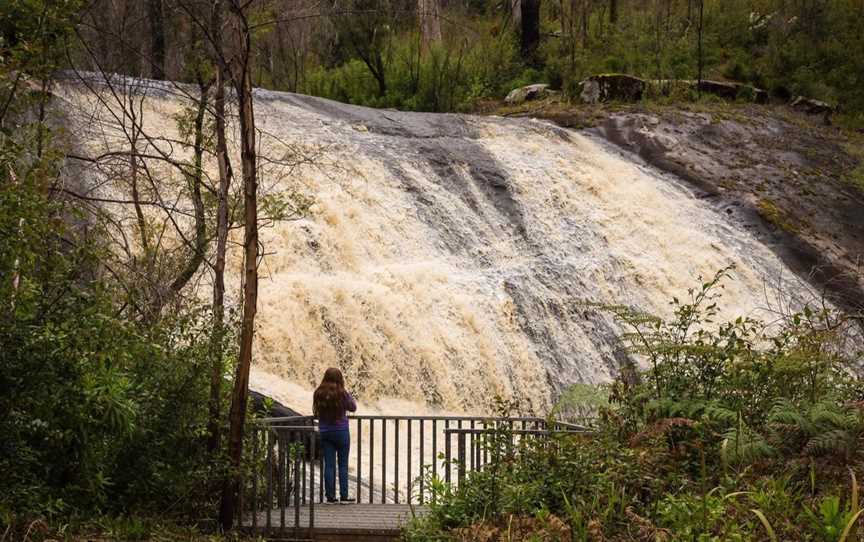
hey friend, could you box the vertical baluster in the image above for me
[309,433,315,529]
[318,428,323,504]
[483,420,488,468]
[293,453,301,529]
[445,420,451,485]
[407,419,412,504]
[369,418,375,504]
[470,420,475,473]
[431,419,437,504]
[394,418,400,503]
[444,427,451,485]
[419,419,425,504]
[356,418,362,503]
[266,430,273,532]
[381,418,388,504]
[300,431,306,505]
[278,433,285,534]
[252,428,259,531]
[456,434,465,485]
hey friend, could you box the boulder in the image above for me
[579,74,646,104]
[505,83,552,105]
[697,80,769,103]
[790,96,835,116]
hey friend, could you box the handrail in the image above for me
[241,413,592,534]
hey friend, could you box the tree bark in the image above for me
[169,79,210,295]
[219,0,259,531]
[208,0,234,455]
[418,0,442,47]
[146,0,167,79]
[581,0,589,47]
[520,0,541,63]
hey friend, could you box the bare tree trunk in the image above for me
[208,0,234,455]
[609,0,618,25]
[147,0,167,79]
[581,0,589,47]
[418,0,442,47]
[697,0,704,95]
[510,0,522,28]
[520,0,541,63]
[169,79,210,295]
[219,0,259,531]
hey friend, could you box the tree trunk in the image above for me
[146,0,167,79]
[520,0,541,63]
[169,79,209,295]
[219,0,259,531]
[697,0,704,95]
[418,0,442,47]
[581,0,589,47]
[510,0,522,28]
[208,0,234,455]
[609,0,618,25]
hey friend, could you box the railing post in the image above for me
[266,430,273,532]
[444,420,450,486]
[356,417,362,503]
[457,431,466,486]
[394,418,400,503]
[293,452,301,529]
[278,432,285,534]
[469,420,475,473]
[368,418,375,504]
[300,430,306,505]
[309,433,315,529]
[419,419,425,504]
[444,429,451,485]
[381,418,388,504]
[431,418,437,497]
[251,428,259,531]
[406,419,412,504]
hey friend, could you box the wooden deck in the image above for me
[246,503,428,541]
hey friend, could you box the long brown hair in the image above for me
[313,367,346,423]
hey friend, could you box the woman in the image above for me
[313,367,357,504]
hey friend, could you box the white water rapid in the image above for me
[55,75,817,415]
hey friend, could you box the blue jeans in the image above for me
[320,429,350,500]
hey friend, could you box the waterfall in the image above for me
[56,75,817,414]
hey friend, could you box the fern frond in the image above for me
[722,426,775,465]
[803,429,854,458]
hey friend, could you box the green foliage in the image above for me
[1,21,237,526]
[0,139,235,520]
[405,271,864,541]
[289,1,864,114]
[304,28,523,112]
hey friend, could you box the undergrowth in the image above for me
[404,267,864,541]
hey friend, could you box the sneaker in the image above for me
[324,497,338,504]
[339,497,354,505]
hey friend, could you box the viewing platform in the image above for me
[240,414,589,540]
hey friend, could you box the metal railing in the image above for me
[240,414,590,534]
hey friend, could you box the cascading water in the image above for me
[56,75,817,415]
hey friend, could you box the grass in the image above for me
[756,198,801,233]
[841,136,864,194]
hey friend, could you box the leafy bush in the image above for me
[405,269,864,540]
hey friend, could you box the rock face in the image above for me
[593,107,864,315]
[579,74,646,104]
[504,83,552,105]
